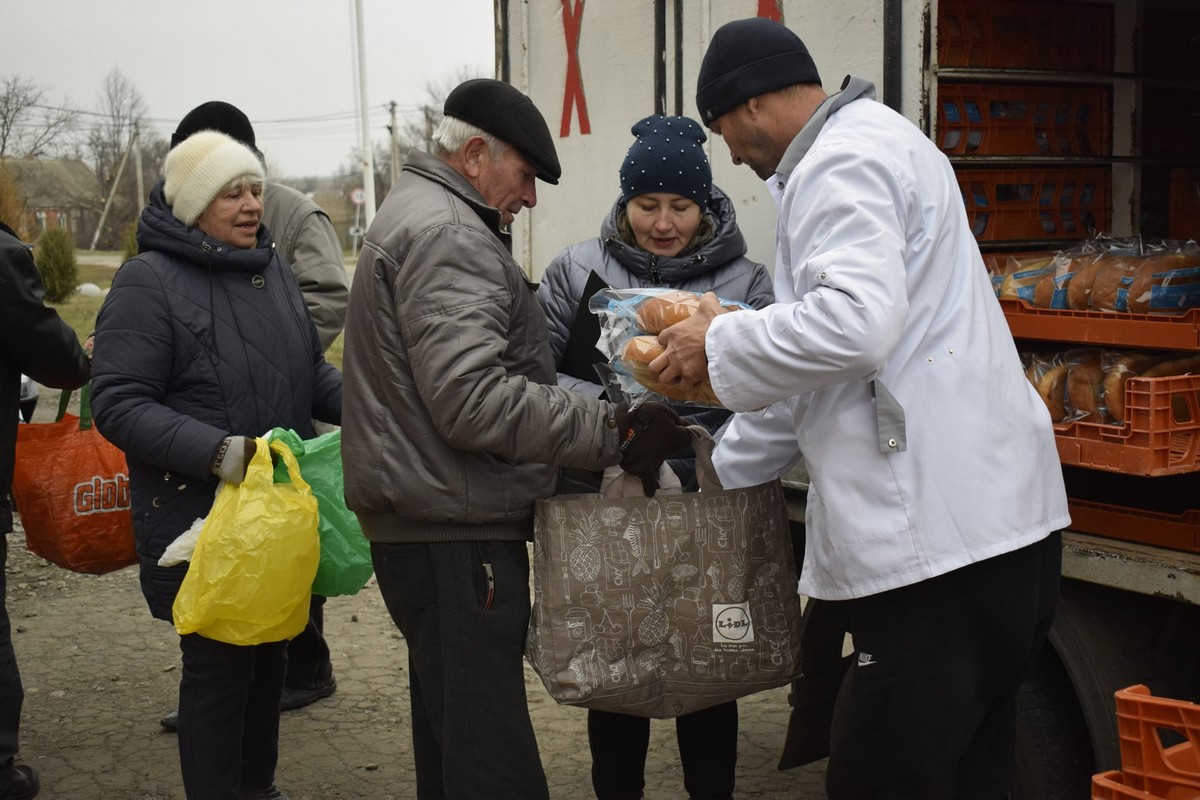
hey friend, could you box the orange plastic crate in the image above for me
[958,168,1111,242]
[1114,685,1200,798]
[1000,299,1200,350]
[938,0,1114,71]
[1066,499,1200,553]
[939,84,1111,157]
[1053,375,1200,477]
[1092,770,1166,800]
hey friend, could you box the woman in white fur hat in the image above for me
[90,130,342,800]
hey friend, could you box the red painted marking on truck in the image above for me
[560,0,592,137]
[758,0,783,22]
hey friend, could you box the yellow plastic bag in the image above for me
[173,438,320,645]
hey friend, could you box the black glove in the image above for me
[616,401,691,495]
[210,436,257,485]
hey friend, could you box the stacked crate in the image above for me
[941,0,1200,554]
[1091,685,1200,799]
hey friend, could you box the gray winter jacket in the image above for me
[91,182,342,620]
[341,151,624,544]
[262,182,348,351]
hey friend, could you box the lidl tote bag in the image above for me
[526,427,803,719]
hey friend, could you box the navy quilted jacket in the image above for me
[91,182,342,620]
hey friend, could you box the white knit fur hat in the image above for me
[163,130,263,226]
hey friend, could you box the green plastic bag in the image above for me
[173,439,319,645]
[269,428,374,597]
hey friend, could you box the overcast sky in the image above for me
[6,0,496,178]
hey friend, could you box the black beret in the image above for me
[696,18,822,128]
[443,79,562,185]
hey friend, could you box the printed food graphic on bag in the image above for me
[527,478,802,719]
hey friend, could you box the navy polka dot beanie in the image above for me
[619,115,712,204]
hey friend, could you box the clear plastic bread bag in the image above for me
[587,287,751,408]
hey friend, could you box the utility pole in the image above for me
[91,127,137,251]
[388,101,399,189]
[354,0,376,228]
[133,122,145,210]
[424,106,434,152]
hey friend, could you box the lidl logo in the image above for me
[712,602,755,644]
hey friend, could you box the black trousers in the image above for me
[0,536,22,767]
[372,539,549,800]
[177,633,287,799]
[588,701,738,800]
[285,594,331,689]
[824,531,1062,800]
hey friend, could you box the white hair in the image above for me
[431,116,509,162]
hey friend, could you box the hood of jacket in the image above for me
[598,185,748,285]
[138,180,277,274]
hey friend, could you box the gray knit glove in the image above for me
[210,436,257,485]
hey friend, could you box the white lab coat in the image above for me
[709,86,1069,601]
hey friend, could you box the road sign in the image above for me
[350,188,366,205]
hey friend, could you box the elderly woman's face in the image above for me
[196,181,263,249]
[627,193,702,258]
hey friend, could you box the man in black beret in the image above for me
[656,17,1067,800]
[339,78,688,798]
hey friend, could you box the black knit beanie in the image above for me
[171,101,259,156]
[696,18,822,127]
[619,115,711,204]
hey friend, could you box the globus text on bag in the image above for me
[73,474,130,515]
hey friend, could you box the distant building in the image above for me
[2,158,103,248]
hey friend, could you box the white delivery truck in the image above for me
[496,1,1200,796]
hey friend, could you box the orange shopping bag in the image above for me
[11,384,136,574]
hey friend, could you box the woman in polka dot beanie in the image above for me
[536,114,774,800]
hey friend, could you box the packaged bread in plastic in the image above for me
[587,287,752,408]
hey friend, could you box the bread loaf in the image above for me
[619,335,721,405]
[1140,353,1200,379]
[1088,255,1140,312]
[1125,252,1200,314]
[1102,351,1170,423]
[1065,351,1104,422]
[1065,254,1108,310]
[1032,361,1069,422]
[998,254,1055,303]
[635,290,702,334]
[1032,273,1057,308]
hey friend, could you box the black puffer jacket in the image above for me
[91,183,341,620]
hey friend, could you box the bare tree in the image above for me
[0,74,79,158]
[342,66,488,192]
[399,67,489,153]
[87,69,150,249]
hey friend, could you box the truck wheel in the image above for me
[1011,648,1094,800]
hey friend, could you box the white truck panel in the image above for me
[504,0,929,281]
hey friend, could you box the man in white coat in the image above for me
[651,17,1070,800]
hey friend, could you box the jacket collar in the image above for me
[138,181,276,274]
[774,75,876,182]
[402,150,510,246]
